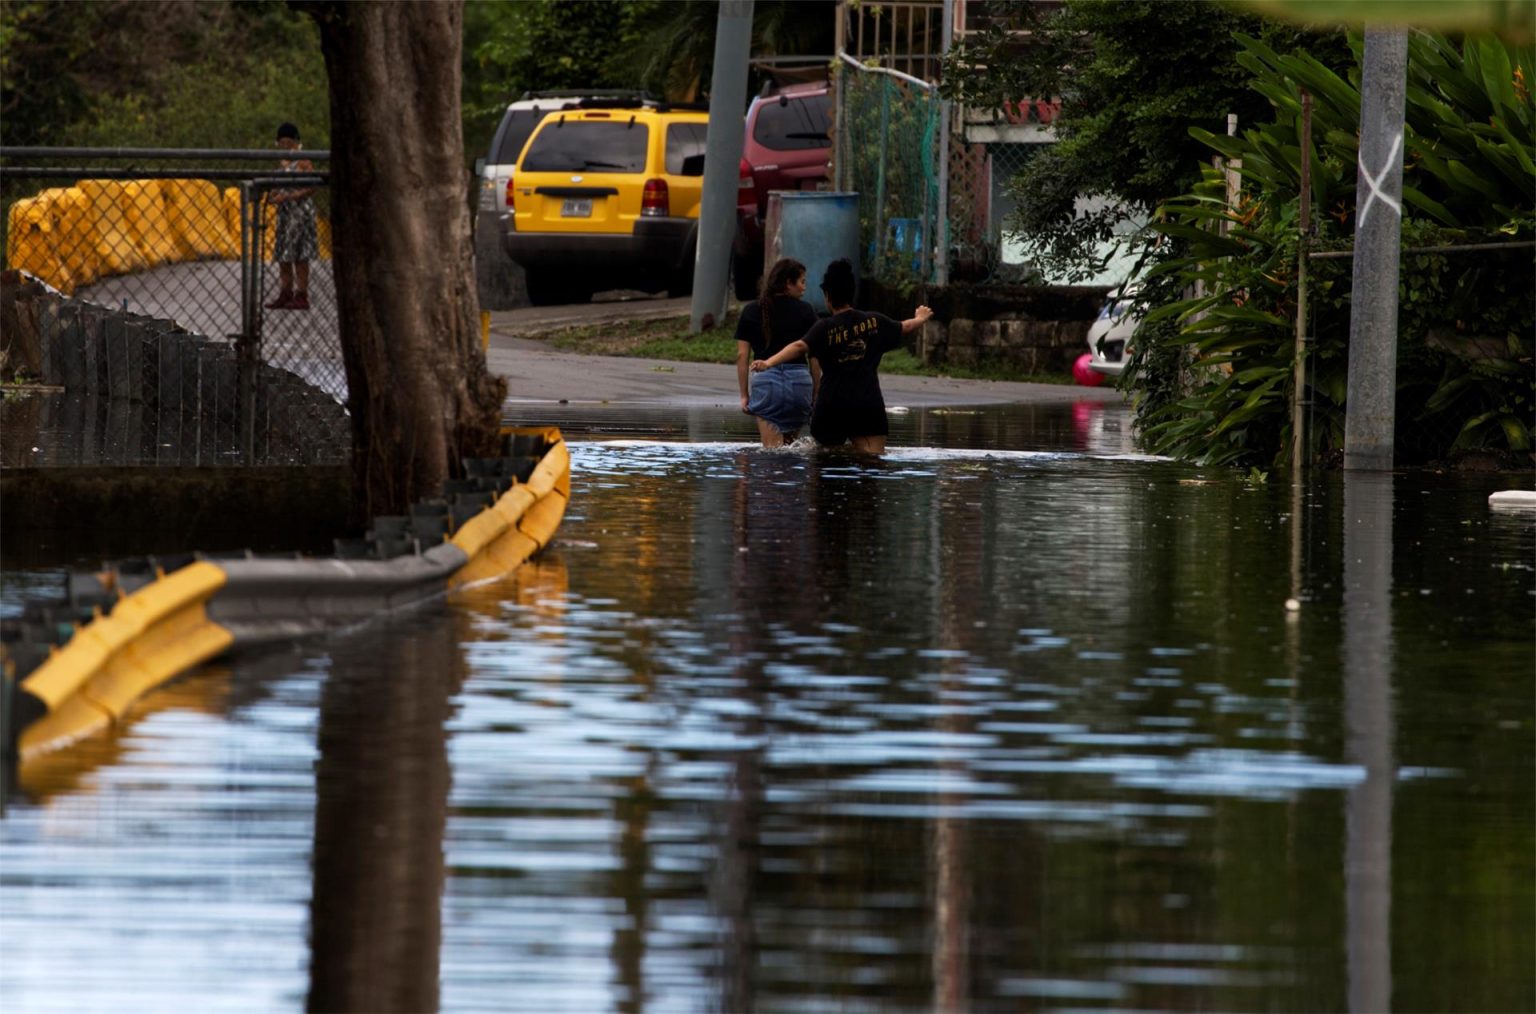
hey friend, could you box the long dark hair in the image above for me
[758,257,806,344]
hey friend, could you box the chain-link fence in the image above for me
[1,148,348,467]
[945,135,1047,285]
[834,59,942,288]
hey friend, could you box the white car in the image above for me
[1086,286,1140,377]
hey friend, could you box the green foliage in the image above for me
[460,0,835,166]
[840,71,940,282]
[1132,31,1535,468]
[462,0,548,162]
[3,1,327,149]
[1,1,91,145]
[941,0,1351,281]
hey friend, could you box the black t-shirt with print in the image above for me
[801,308,904,420]
[734,297,819,362]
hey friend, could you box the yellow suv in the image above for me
[502,102,709,305]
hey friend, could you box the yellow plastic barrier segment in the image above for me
[517,484,568,547]
[222,187,244,256]
[50,186,101,291]
[450,486,541,589]
[18,561,234,761]
[449,430,570,589]
[162,178,225,260]
[75,179,148,277]
[524,440,572,500]
[5,196,69,290]
[121,180,175,267]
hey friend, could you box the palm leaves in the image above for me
[1134,30,1534,467]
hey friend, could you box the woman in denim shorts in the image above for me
[735,258,821,447]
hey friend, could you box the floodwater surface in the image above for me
[2,403,1532,1012]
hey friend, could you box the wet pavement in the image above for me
[1,404,1532,1012]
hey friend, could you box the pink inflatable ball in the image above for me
[1073,352,1105,387]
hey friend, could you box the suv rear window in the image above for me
[752,95,831,152]
[520,121,650,173]
[492,109,550,165]
[665,123,708,175]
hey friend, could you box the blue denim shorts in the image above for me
[748,364,813,435]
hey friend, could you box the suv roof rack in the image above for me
[517,88,657,101]
[541,97,711,114]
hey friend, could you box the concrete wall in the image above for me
[864,279,1108,375]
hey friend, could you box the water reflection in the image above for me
[0,436,1531,1012]
[306,610,460,1013]
[1342,473,1394,1014]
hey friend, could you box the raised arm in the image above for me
[900,305,934,335]
[751,338,809,372]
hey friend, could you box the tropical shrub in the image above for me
[1132,31,1534,467]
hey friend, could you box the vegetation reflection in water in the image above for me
[1,435,1531,1012]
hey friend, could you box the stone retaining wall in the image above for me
[863,279,1109,375]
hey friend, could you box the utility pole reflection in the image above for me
[932,470,975,1013]
[1341,472,1395,1012]
[711,451,825,1010]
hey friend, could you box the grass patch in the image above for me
[880,349,1074,385]
[530,310,741,363]
[524,312,1075,383]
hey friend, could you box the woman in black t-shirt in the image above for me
[751,258,932,454]
[735,257,822,447]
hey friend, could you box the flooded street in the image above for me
[2,403,1532,1011]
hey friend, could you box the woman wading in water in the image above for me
[735,257,821,447]
[751,258,932,454]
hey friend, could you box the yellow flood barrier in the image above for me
[5,195,71,291]
[449,429,570,588]
[120,179,176,268]
[162,178,233,260]
[74,179,149,278]
[10,428,570,764]
[49,186,103,292]
[17,561,234,761]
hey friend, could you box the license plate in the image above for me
[561,198,592,218]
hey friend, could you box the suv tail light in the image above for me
[641,178,669,217]
[738,157,754,190]
[504,176,515,211]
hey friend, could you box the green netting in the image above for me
[838,70,940,286]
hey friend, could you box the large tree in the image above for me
[301,0,505,518]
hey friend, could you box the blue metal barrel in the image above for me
[764,192,860,314]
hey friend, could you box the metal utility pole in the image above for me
[1291,89,1312,473]
[935,0,953,286]
[1343,27,1408,471]
[690,0,755,333]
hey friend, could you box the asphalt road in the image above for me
[75,263,1123,411]
[486,295,1124,410]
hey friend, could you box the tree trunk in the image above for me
[305,0,505,521]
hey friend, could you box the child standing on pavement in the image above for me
[735,257,821,447]
[266,121,319,311]
[751,258,932,455]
